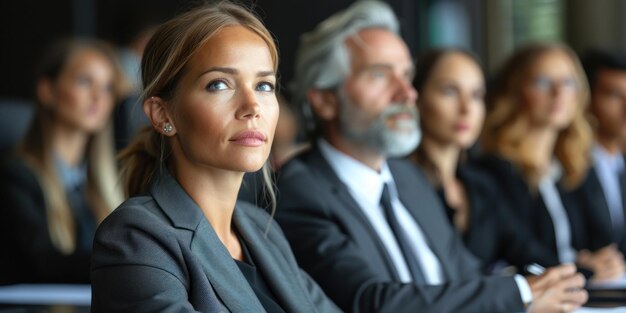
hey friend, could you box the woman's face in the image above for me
[418,52,485,149]
[48,49,116,134]
[171,25,279,173]
[520,49,579,130]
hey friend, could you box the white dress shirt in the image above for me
[592,144,626,231]
[318,139,444,284]
[538,161,577,263]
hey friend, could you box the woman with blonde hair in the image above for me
[90,2,341,312]
[0,38,123,284]
[480,42,625,280]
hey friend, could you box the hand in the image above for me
[527,264,588,313]
[577,244,626,281]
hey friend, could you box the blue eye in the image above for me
[442,86,457,96]
[562,77,577,90]
[533,76,552,91]
[256,81,275,92]
[473,90,485,101]
[206,80,228,91]
[76,76,91,87]
[371,70,387,79]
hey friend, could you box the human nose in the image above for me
[458,94,472,114]
[236,87,261,120]
[391,75,418,104]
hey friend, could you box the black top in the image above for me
[0,156,96,284]
[581,163,626,256]
[436,164,559,272]
[475,154,613,260]
[235,236,286,313]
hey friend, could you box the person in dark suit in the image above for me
[480,43,626,281]
[581,49,626,256]
[90,3,341,312]
[0,38,124,285]
[409,48,557,272]
[275,1,587,312]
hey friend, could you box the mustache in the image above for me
[379,104,418,120]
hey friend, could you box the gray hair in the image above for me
[290,0,400,136]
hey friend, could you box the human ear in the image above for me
[307,89,339,121]
[36,78,55,109]
[143,96,176,136]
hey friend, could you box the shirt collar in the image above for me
[592,143,625,173]
[54,154,88,191]
[543,159,563,183]
[318,139,395,207]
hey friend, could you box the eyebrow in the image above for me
[362,63,415,77]
[198,67,276,78]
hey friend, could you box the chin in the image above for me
[237,156,268,173]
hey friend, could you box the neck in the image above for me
[596,134,622,155]
[524,127,558,169]
[172,156,242,247]
[418,136,460,184]
[325,131,385,171]
[52,123,89,166]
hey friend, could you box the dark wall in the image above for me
[0,0,419,100]
[0,0,73,99]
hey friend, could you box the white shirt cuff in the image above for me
[514,274,533,305]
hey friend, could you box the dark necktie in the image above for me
[380,183,426,284]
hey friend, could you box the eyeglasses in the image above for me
[530,75,578,92]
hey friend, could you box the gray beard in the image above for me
[337,89,421,158]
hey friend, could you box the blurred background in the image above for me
[1,0,625,101]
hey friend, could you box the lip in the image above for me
[389,112,414,120]
[455,123,470,131]
[229,130,267,147]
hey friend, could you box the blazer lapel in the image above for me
[618,164,626,240]
[391,162,454,281]
[150,170,265,313]
[233,206,314,313]
[306,147,403,281]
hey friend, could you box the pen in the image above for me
[525,263,546,276]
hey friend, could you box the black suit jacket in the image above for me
[477,155,612,261]
[91,169,340,313]
[0,156,94,285]
[582,163,626,255]
[437,164,559,271]
[275,146,525,313]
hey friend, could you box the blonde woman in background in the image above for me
[0,38,123,284]
[479,42,626,280]
[90,2,341,312]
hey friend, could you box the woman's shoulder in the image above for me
[98,195,173,235]
[471,153,523,181]
[0,155,42,196]
[92,194,190,274]
[0,155,37,181]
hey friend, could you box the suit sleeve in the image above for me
[0,159,91,284]
[90,206,203,313]
[275,161,525,313]
[577,172,614,251]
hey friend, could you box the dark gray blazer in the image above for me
[275,146,525,313]
[91,170,341,313]
[582,164,626,255]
